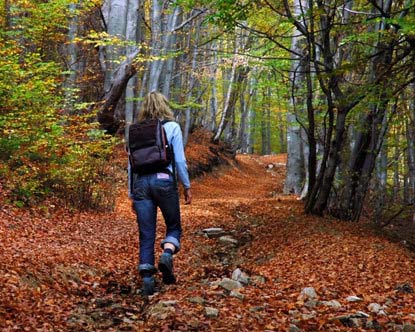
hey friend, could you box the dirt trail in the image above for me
[116,154,415,331]
[1,154,415,331]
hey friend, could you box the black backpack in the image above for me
[128,119,174,174]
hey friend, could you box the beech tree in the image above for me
[283,0,307,195]
[407,84,415,204]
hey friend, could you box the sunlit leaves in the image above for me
[75,30,130,48]
[0,0,117,207]
[204,0,254,28]
[9,0,75,48]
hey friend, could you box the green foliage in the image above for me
[1,100,118,209]
[0,1,118,210]
[47,121,119,210]
[170,100,204,111]
[204,0,254,28]
[8,0,76,53]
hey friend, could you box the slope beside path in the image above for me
[1,154,415,331]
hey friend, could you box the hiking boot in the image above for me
[158,253,176,284]
[142,276,155,296]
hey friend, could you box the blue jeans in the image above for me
[131,172,181,274]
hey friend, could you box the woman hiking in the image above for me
[128,91,192,295]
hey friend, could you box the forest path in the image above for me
[1,154,415,331]
[113,154,415,331]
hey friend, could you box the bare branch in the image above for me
[173,9,207,32]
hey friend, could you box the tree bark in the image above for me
[393,127,401,200]
[237,70,251,152]
[261,86,272,155]
[183,19,201,146]
[124,0,139,131]
[97,50,139,133]
[244,74,257,153]
[148,0,162,92]
[103,0,128,92]
[283,0,307,195]
[310,110,347,215]
[277,112,285,153]
[208,39,219,132]
[213,34,239,143]
[162,8,182,99]
[148,2,181,93]
[373,115,388,222]
[406,84,415,204]
[63,2,80,113]
[335,0,395,220]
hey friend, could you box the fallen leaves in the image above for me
[1,148,415,331]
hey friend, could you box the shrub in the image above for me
[0,36,119,210]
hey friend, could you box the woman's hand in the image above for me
[184,188,192,205]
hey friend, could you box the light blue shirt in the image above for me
[163,121,191,189]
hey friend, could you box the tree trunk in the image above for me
[285,113,304,194]
[304,48,316,200]
[299,127,309,200]
[148,2,181,93]
[335,0,395,220]
[264,85,272,154]
[244,75,257,153]
[406,84,415,204]
[162,7,182,99]
[213,66,249,143]
[274,77,286,153]
[208,39,219,132]
[63,2,80,113]
[97,50,139,133]
[213,29,249,143]
[283,0,307,195]
[237,71,251,152]
[393,127,401,200]
[103,0,128,92]
[213,35,239,143]
[373,115,388,222]
[148,0,162,92]
[183,19,201,146]
[277,112,285,153]
[261,87,272,155]
[124,0,139,131]
[310,110,347,215]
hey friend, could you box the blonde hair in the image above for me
[137,91,175,122]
